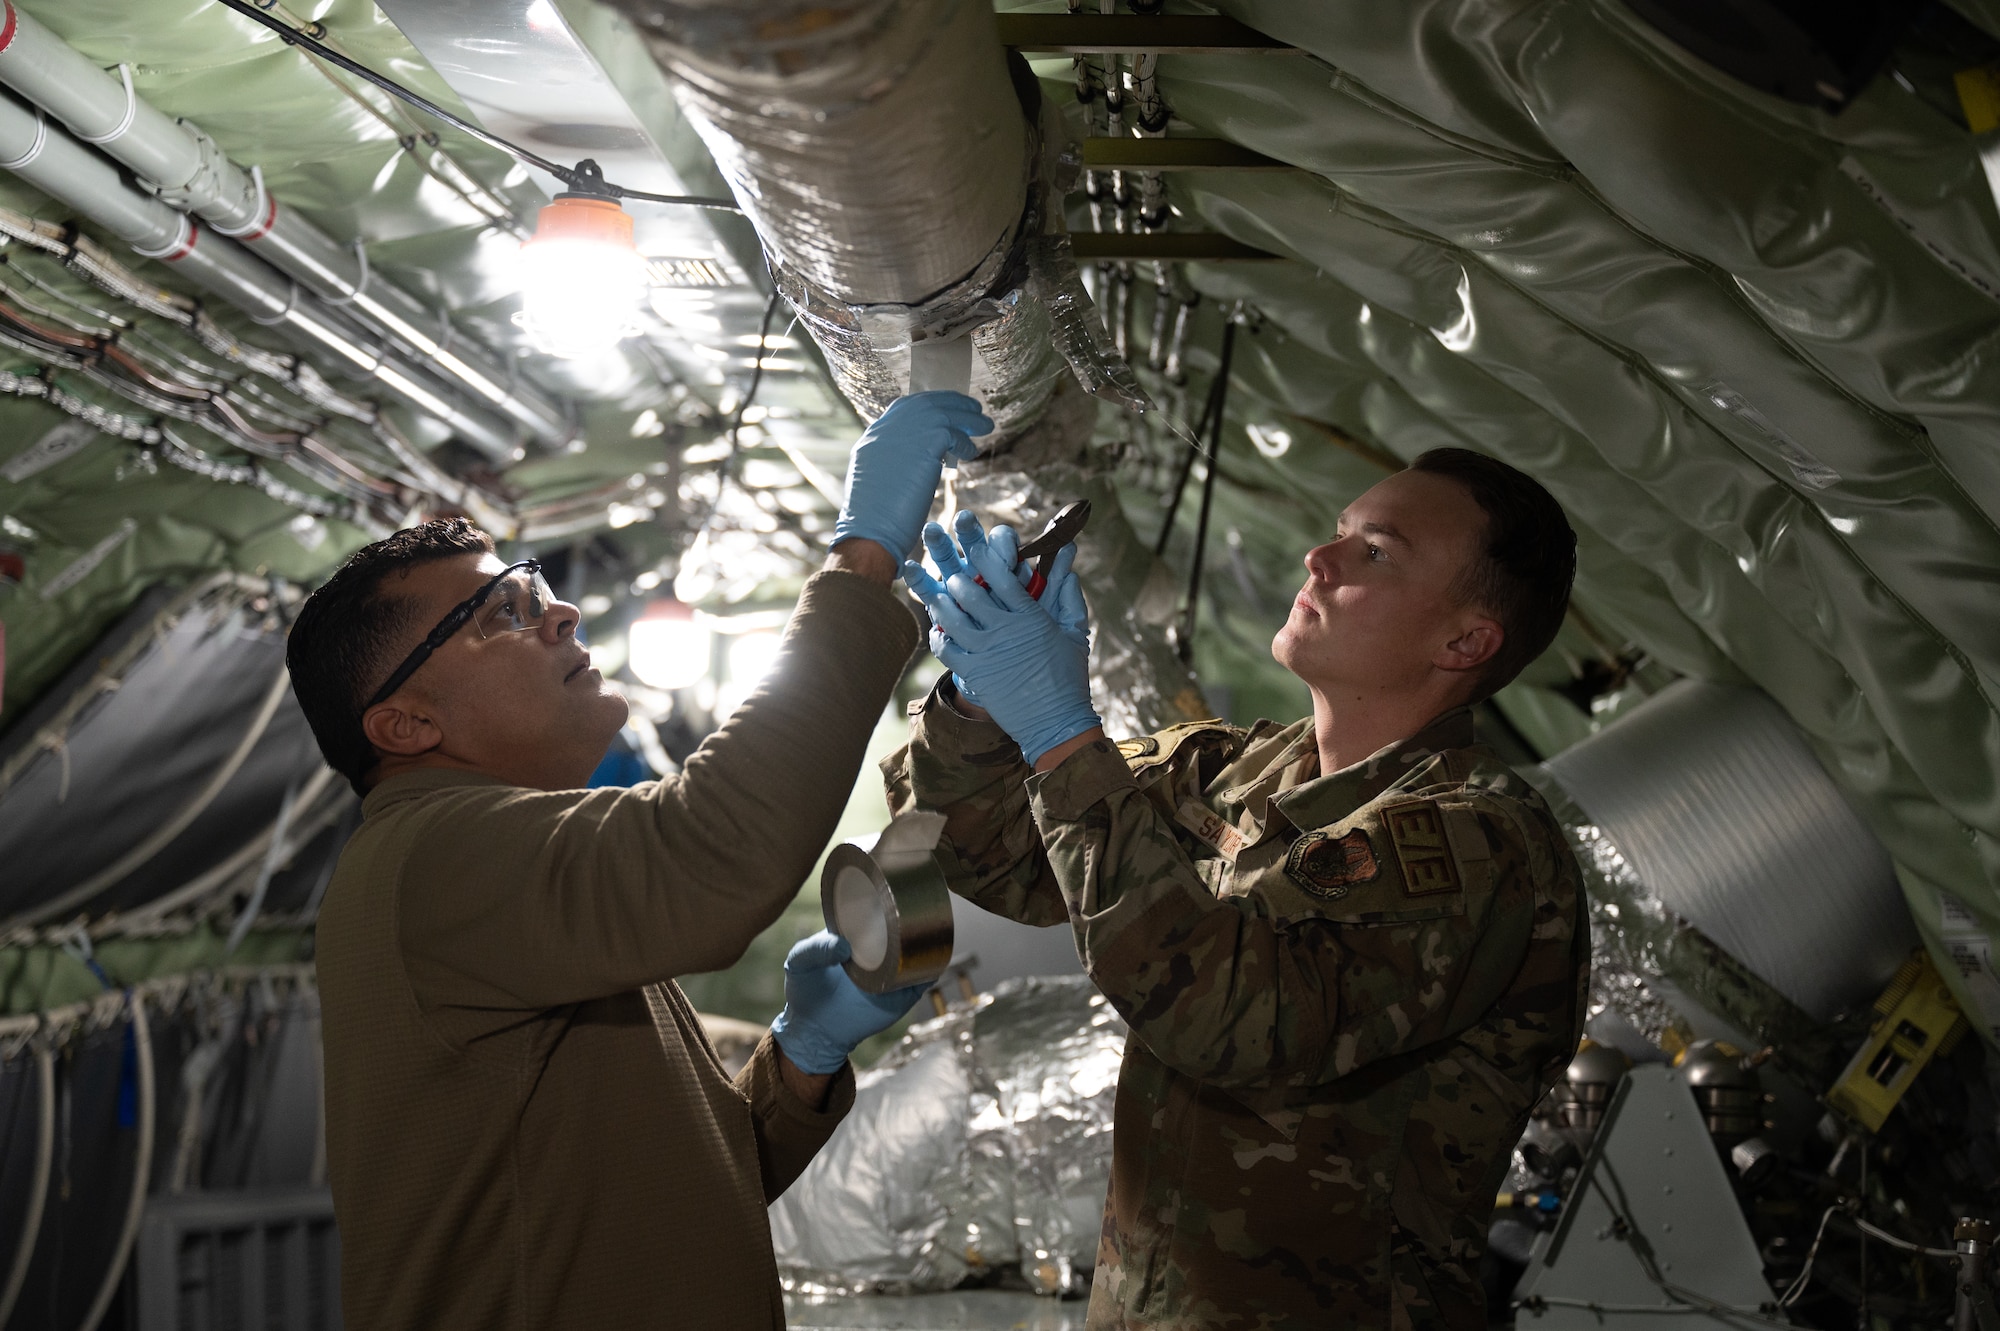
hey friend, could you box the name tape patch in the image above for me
[1383,798,1461,896]
[1284,827,1379,900]
[1176,799,1248,861]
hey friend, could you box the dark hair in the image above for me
[1407,448,1576,702]
[286,518,495,795]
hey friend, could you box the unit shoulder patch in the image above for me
[1284,827,1380,900]
[1381,797,1461,896]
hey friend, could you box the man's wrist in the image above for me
[824,537,899,585]
[775,1043,838,1111]
[1033,725,1106,773]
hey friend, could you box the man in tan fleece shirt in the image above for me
[285,391,995,1328]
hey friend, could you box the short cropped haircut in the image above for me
[286,518,495,795]
[1408,448,1576,702]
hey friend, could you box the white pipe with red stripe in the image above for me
[0,86,527,459]
[0,0,570,451]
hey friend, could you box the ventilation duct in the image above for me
[605,0,1160,435]
[610,0,1199,727]
[1541,679,1917,1025]
[0,1,570,452]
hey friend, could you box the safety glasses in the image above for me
[363,559,556,710]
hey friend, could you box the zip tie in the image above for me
[248,278,299,326]
[40,733,69,804]
[210,163,275,240]
[0,108,44,171]
[320,239,370,306]
[75,63,138,145]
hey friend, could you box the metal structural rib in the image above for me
[0,0,570,452]
[0,88,528,461]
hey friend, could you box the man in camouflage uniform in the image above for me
[891,448,1591,1329]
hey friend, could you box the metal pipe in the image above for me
[1957,1218,1995,1331]
[0,89,526,461]
[0,1,570,447]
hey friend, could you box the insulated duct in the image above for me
[1541,679,1918,1024]
[0,89,526,462]
[613,0,1199,728]
[608,0,1146,437]
[0,1,570,451]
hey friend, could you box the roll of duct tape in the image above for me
[821,811,956,995]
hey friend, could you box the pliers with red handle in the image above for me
[976,499,1092,600]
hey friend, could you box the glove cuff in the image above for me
[829,515,910,560]
[770,1007,850,1076]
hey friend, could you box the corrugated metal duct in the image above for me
[1543,679,1917,1021]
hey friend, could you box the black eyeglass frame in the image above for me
[362,559,544,711]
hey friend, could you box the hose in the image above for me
[78,993,154,1331]
[0,1040,55,1327]
[16,663,293,929]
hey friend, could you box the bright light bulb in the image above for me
[627,604,712,690]
[517,195,646,359]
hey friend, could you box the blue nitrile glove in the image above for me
[916,517,1039,708]
[902,510,1100,765]
[770,930,930,1075]
[829,392,993,560]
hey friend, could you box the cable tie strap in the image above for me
[321,239,370,306]
[0,108,46,171]
[248,279,300,326]
[75,64,139,145]
[210,163,276,240]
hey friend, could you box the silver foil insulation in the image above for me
[608,0,1148,441]
[769,975,1123,1298]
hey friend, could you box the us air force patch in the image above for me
[1383,798,1461,895]
[1284,827,1379,899]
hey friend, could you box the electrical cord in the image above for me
[728,285,785,460]
[0,1040,54,1328]
[1784,1199,1840,1303]
[1174,313,1240,664]
[1851,1217,1958,1260]
[1152,304,1244,560]
[212,0,741,211]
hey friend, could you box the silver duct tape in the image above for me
[1543,679,1917,1021]
[822,815,956,995]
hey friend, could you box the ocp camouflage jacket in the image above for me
[885,688,1590,1330]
